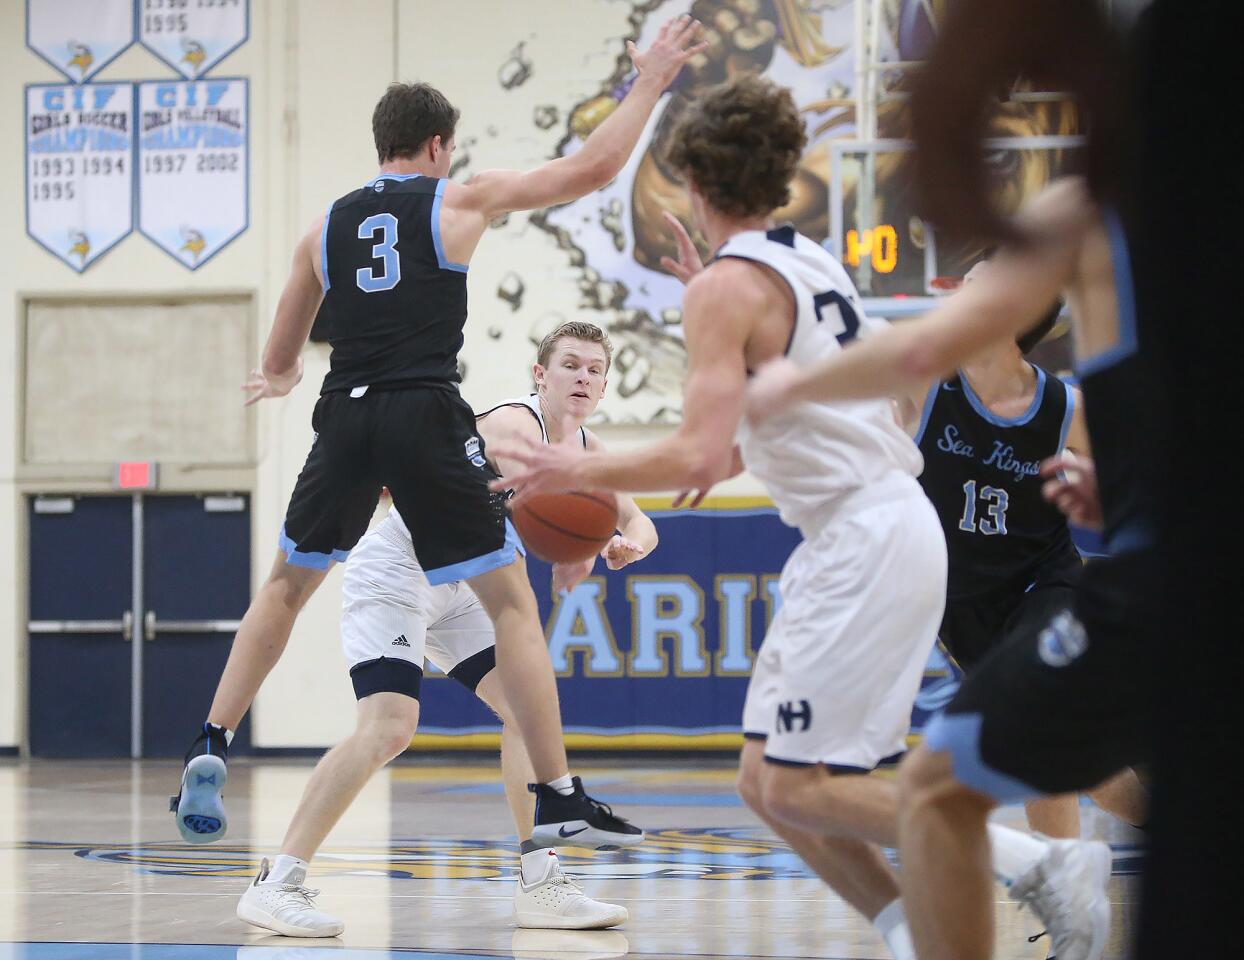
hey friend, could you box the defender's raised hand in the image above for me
[626,15,709,90]
[659,210,705,283]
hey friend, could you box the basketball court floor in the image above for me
[0,758,1143,959]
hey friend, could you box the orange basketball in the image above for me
[510,490,619,564]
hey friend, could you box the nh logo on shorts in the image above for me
[391,635,411,648]
[776,700,812,733]
[464,436,487,468]
[1037,610,1088,668]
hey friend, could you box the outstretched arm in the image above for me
[458,16,706,219]
[244,217,324,405]
[747,179,1093,422]
[583,430,659,568]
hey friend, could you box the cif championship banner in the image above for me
[417,506,959,748]
[25,83,134,272]
[138,78,248,269]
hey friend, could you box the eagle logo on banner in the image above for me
[66,42,93,78]
[180,228,207,263]
[68,231,91,265]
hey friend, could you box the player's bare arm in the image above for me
[584,429,659,569]
[244,216,325,406]
[449,16,705,230]
[747,178,1095,422]
[476,404,545,479]
[496,261,762,499]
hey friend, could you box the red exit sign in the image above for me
[114,461,159,490]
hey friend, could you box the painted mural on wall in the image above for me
[487,0,1079,422]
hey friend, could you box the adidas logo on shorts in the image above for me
[391,634,411,648]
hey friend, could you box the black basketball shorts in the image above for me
[939,557,1083,672]
[922,549,1156,802]
[280,385,519,584]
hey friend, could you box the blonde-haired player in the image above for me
[237,322,658,937]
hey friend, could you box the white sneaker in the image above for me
[1010,839,1112,960]
[236,858,345,938]
[514,861,628,930]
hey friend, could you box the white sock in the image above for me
[266,854,307,885]
[205,722,234,746]
[988,824,1048,884]
[873,898,916,960]
[520,847,560,885]
[545,773,575,796]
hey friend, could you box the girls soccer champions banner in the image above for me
[25,83,134,272]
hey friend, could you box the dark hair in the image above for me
[666,75,806,219]
[1016,299,1063,354]
[910,0,1126,244]
[372,82,459,164]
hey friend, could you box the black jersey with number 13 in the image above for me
[316,173,467,394]
[916,366,1079,601]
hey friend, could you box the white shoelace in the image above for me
[276,883,323,910]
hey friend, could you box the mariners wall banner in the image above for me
[417,507,960,748]
[26,0,135,83]
[139,0,249,78]
[25,83,134,273]
[138,78,248,269]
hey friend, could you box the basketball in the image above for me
[510,490,619,564]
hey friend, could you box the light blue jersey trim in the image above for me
[425,518,522,585]
[1076,207,1139,377]
[1057,379,1076,451]
[924,712,1039,804]
[319,203,333,294]
[279,525,350,570]
[431,178,469,273]
[913,382,940,445]
[961,365,1046,427]
[364,172,423,187]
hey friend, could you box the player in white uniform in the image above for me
[238,323,659,937]
[498,76,1108,959]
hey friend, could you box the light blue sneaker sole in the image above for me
[176,754,228,843]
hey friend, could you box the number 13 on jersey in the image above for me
[960,480,1009,535]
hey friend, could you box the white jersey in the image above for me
[725,227,923,533]
[390,393,586,538]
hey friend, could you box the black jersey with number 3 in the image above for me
[916,365,1079,600]
[316,173,468,394]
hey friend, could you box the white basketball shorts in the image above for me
[341,515,498,701]
[742,477,947,770]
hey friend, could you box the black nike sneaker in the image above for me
[529,776,644,849]
[169,722,229,843]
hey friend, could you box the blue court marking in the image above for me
[0,947,501,960]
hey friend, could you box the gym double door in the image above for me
[26,493,251,758]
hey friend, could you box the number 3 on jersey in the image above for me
[812,290,860,346]
[356,213,400,292]
[960,480,1010,535]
